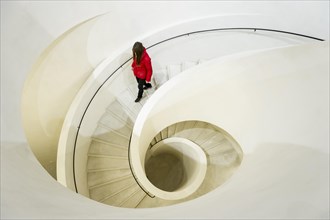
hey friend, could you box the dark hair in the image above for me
[132,42,144,65]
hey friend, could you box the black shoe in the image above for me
[143,84,152,90]
[135,97,141,102]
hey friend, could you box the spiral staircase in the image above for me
[42,23,328,220]
[2,34,328,219]
[49,21,329,213]
[2,1,329,218]
[85,60,243,208]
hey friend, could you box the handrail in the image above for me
[71,27,324,195]
[146,28,324,50]
[127,134,155,197]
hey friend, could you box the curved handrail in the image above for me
[146,28,324,50]
[71,27,324,195]
[127,134,155,197]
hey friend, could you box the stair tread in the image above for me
[90,176,137,202]
[89,174,132,189]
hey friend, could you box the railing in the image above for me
[127,134,155,198]
[71,27,324,195]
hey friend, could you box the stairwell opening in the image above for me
[144,137,207,199]
[145,152,184,191]
[139,121,244,202]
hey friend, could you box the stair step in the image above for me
[90,176,136,202]
[201,134,226,150]
[193,128,218,145]
[209,150,240,166]
[193,124,217,141]
[204,134,227,150]
[97,122,130,140]
[88,143,128,157]
[183,120,196,129]
[87,156,129,170]
[198,59,207,64]
[127,83,138,98]
[88,169,131,187]
[90,138,128,152]
[172,122,186,136]
[136,195,179,208]
[87,167,130,173]
[182,61,198,71]
[116,89,142,120]
[135,193,148,208]
[206,140,232,155]
[102,182,139,205]
[129,82,156,102]
[106,100,134,128]
[98,111,133,134]
[167,64,182,79]
[188,121,210,141]
[172,121,198,138]
[119,187,146,208]
[160,127,168,140]
[153,68,168,89]
[194,131,222,147]
[98,179,137,203]
[150,138,157,146]
[88,154,127,159]
[153,133,162,143]
[93,126,130,147]
[127,83,149,105]
[167,124,177,137]
[184,121,198,134]
[89,174,132,190]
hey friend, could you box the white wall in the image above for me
[0,1,111,143]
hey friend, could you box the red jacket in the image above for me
[131,49,153,82]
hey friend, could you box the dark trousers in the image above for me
[136,77,146,98]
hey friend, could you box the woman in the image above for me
[131,42,153,102]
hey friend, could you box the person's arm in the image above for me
[145,59,153,82]
[131,60,135,70]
